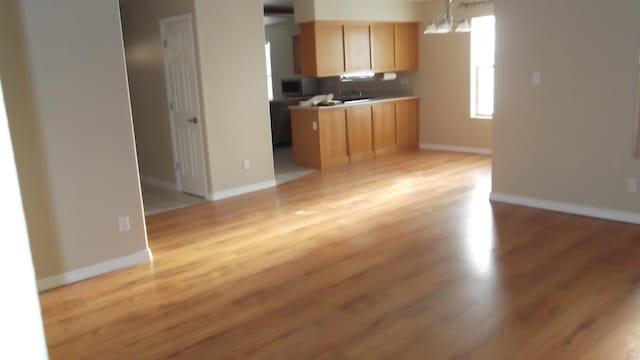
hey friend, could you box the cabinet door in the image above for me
[346,106,374,162]
[370,23,395,72]
[396,99,419,150]
[394,23,419,71]
[291,110,321,168]
[318,109,349,168]
[344,24,372,73]
[292,35,302,75]
[300,22,345,77]
[299,23,317,77]
[372,102,397,156]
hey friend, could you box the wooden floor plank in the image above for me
[39,151,640,359]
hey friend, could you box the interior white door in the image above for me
[161,15,207,197]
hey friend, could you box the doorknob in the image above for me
[187,117,198,124]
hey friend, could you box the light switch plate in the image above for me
[627,178,638,193]
[532,72,542,86]
[118,216,130,232]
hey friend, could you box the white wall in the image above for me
[294,0,424,23]
[492,0,640,216]
[194,0,276,195]
[418,1,494,151]
[10,0,150,286]
[293,0,315,23]
[0,77,48,360]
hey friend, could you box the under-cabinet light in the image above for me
[340,72,375,82]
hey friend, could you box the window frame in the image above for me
[470,15,496,120]
[265,42,274,101]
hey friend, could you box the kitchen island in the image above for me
[289,96,419,169]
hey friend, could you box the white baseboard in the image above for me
[36,249,153,292]
[490,192,640,224]
[208,179,277,201]
[141,175,177,191]
[420,143,492,155]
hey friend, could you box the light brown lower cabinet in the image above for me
[346,106,374,161]
[318,109,350,168]
[291,108,349,169]
[372,102,397,156]
[291,99,419,169]
[396,99,419,150]
[291,109,321,168]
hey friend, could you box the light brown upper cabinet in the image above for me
[394,23,419,71]
[300,22,345,77]
[370,23,395,73]
[292,35,302,75]
[344,24,372,73]
[300,21,419,77]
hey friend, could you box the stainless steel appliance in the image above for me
[281,78,320,97]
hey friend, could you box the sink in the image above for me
[342,98,374,104]
[337,96,377,104]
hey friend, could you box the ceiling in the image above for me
[260,0,495,26]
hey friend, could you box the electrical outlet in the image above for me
[627,178,638,193]
[118,216,130,232]
[243,159,251,171]
[312,121,318,131]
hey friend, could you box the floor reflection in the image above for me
[462,171,497,277]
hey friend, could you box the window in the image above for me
[265,42,274,100]
[470,16,495,119]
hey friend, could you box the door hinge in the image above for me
[163,39,168,48]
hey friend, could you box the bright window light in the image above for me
[470,16,495,119]
[265,42,274,101]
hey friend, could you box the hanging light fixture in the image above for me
[424,0,474,34]
[424,0,454,34]
[455,18,472,33]
[424,22,438,34]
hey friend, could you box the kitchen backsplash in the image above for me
[318,71,418,98]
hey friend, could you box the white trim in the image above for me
[420,143,492,155]
[36,249,153,292]
[490,192,640,224]
[140,175,177,191]
[160,14,209,197]
[207,180,277,201]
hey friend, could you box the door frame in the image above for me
[159,14,208,197]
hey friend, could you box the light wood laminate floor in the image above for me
[39,151,640,359]
[273,146,316,185]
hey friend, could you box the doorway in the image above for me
[120,5,208,215]
[160,15,208,197]
[264,16,316,185]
